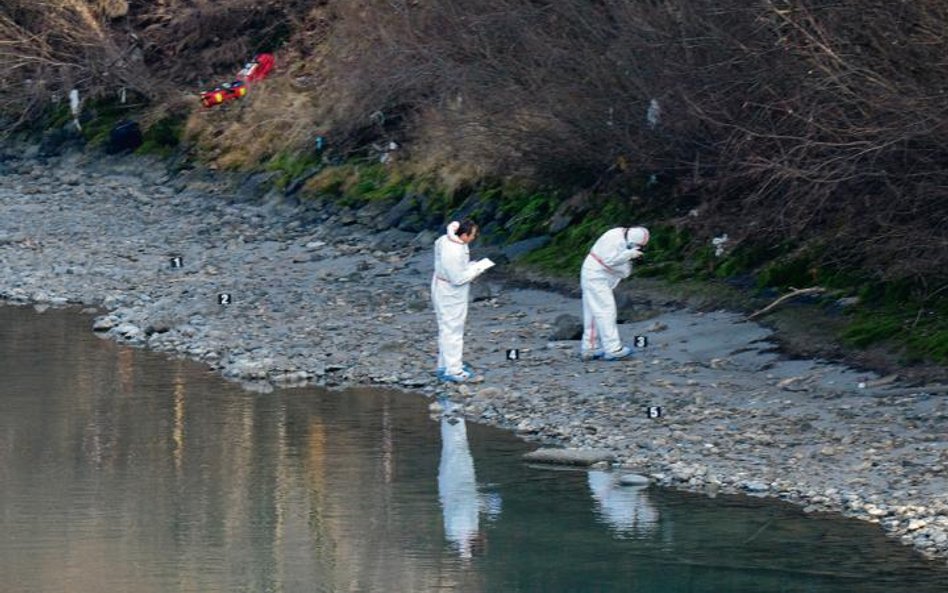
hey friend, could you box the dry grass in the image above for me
[185,76,320,169]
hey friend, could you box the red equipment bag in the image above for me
[237,53,275,83]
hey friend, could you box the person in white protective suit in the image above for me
[438,402,502,560]
[438,411,481,559]
[580,226,650,361]
[587,469,659,538]
[431,219,492,383]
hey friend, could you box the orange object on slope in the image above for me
[199,80,247,108]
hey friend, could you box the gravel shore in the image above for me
[1,148,946,563]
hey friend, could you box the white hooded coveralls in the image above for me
[580,227,649,355]
[439,415,480,559]
[587,470,659,536]
[431,223,481,375]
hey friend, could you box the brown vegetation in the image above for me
[2,0,947,288]
[311,0,948,287]
[0,0,314,125]
[0,0,149,125]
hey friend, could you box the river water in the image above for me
[1,305,946,593]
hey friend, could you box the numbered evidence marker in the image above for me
[506,348,520,361]
[169,256,184,269]
[218,293,233,306]
[646,406,663,419]
[633,335,649,348]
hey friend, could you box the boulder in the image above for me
[549,313,582,341]
[106,120,142,154]
[523,448,615,466]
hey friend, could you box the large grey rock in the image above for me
[618,473,652,486]
[39,125,84,157]
[411,229,439,248]
[380,193,419,229]
[283,166,322,196]
[502,235,551,261]
[549,313,582,340]
[356,200,394,229]
[523,448,615,466]
[234,171,278,202]
[368,228,415,251]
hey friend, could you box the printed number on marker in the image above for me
[506,349,520,361]
[634,335,648,348]
[647,406,662,419]
[170,256,183,269]
[218,293,232,305]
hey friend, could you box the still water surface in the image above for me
[2,306,947,593]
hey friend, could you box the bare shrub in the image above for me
[96,0,128,19]
[314,0,948,284]
[0,0,316,129]
[316,1,694,179]
[131,0,311,85]
[669,1,948,284]
[0,0,155,128]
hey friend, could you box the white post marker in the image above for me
[218,293,232,306]
[646,406,662,419]
[69,89,81,131]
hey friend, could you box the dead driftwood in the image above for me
[748,287,825,320]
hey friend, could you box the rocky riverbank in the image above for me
[1,148,946,562]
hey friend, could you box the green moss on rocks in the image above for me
[137,116,184,157]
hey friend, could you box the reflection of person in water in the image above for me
[438,411,501,559]
[587,469,659,537]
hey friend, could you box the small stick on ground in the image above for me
[748,287,825,320]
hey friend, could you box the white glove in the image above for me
[629,248,644,260]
